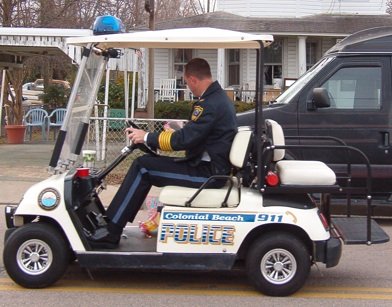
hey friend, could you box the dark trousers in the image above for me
[106,154,217,228]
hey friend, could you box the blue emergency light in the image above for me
[93,15,125,35]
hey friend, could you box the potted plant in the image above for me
[4,68,26,144]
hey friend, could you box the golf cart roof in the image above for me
[66,27,273,49]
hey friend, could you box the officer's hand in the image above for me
[126,127,146,144]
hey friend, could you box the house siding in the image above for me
[287,37,298,78]
[153,49,170,89]
[147,2,391,102]
[217,0,387,17]
[321,0,387,15]
[195,49,218,80]
[153,49,218,88]
[150,34,345,96]
[240,49,257,88]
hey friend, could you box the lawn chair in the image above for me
[46,108,66,140]
[23,108,48,141]
[158,79,177,102]
[241,81,256,102]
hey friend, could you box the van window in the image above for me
[321,66,381,110]
[276,56,335,104]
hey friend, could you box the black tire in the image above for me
[246,231,311,296]
[3,222,70,288]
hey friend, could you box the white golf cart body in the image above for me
[3,24,389,297]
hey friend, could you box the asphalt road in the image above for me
[1,144,392,306]
[1,210,392,306]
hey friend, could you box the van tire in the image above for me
[246,231,310,296]
[3,222,70,288]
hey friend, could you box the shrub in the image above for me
[234,101,256,112]
[154,100,256,119]
[155,101,193,119]
[98,82,125,109]
[97,74,138,109]
[40,84,70,109]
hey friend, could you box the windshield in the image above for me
[55,48,107,167]
[274,56,335,104]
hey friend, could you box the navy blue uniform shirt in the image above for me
[146,81,237,175]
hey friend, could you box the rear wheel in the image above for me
[3,222,70,288]
[246,232,311,296]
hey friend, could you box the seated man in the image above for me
[89,58,237,248]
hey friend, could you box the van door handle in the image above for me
[380,131,390,148]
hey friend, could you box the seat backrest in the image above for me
[265,119,285,161]
[24,108,48,124]
[48,108,66,124]
[55,108,66,123]
[229,127,253,168]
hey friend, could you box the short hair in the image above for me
[184,58,212,80]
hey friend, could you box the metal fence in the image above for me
[85,117,187,172]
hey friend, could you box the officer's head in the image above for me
[184,58,213,97]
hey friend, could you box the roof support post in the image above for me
[217,48,226,87]
[0,69,6,136]
[256,41,265,191]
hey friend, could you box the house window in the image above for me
[306,41,319,70]
[264,40,282,86]
[174,49,193,87]
[228,49,240,85]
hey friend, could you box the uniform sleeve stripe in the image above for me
[158,131,173,151]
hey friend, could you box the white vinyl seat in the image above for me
[265,119,336,186]
[159,178,240,208]
[276,160,336,185]
[159,128,253,208]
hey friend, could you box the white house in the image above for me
[147,0,392,103]
[216,0,388,17]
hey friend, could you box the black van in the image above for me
[237,26,392,202]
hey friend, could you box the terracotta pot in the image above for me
[5,125,26,144]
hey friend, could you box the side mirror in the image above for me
[307,87,331,110]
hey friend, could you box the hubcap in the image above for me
[16,239,53,275]
[261,248,296,285]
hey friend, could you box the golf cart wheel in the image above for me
[3,222,70,288]
[246,231,310,296]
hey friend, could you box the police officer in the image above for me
[89,58,237,248]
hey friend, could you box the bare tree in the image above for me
[0,0,199,117]
[387,0,392,14]
[1,0,200,29]
[190,0,217,15]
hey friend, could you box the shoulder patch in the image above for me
[191,106,204,121]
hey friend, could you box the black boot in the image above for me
[88,222,122,249]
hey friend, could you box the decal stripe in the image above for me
[163,212,256,222]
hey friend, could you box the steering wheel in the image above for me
[126,120,158,156]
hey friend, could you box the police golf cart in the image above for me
[3,17,390,296]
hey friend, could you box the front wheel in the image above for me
[246,232,311,296]
[3,222,70,288]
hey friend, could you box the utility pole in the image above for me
[145,0,155,119]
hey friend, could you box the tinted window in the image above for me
[321,66,381,110]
